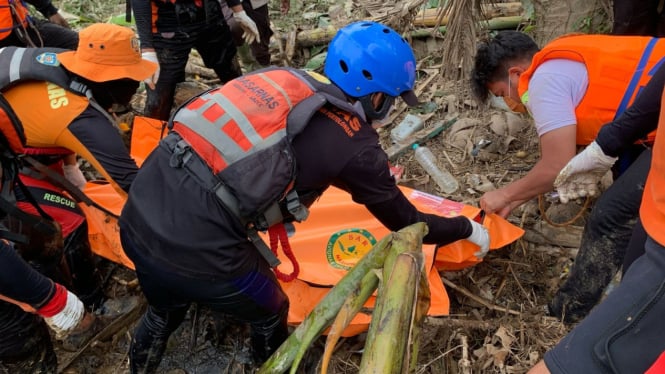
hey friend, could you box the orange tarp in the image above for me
[81,116,525,336]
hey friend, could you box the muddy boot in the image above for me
[249,306,289,365]
[60,295,142,351]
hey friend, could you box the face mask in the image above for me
[371,104,395,129]
[504,75,527,114]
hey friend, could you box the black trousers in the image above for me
[121,230,289,374]
[144,18,240,121]
[549,148,651,323]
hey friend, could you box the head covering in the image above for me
[58,23,157,82]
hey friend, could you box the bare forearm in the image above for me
[501,159,560,203]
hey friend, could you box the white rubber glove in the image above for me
[43,289,85,339]
[141,51,160,89]
[553,141,618,203]
[466,218,490,259]
[233,10,260,45]
[63,164,87,189]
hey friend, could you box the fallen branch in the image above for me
[441,277,521,316]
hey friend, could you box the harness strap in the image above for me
[21,156,120,219]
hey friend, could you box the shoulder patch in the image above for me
[35,52,60,66]
[326,228,377,270]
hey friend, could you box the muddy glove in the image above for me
[466,218,490,259]
[233,10,260,44]
[553,141,618,204]
[141,51,160,89]
[63,164,87,189]
[38,284,86,339]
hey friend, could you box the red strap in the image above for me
[37,283,67,318]
[268,224,299,282]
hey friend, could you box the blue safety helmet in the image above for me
[324,21,419,119]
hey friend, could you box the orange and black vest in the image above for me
[518,34,665,145]
[166,67,361,228]
[0,0,29,40]
[640,89,665,247]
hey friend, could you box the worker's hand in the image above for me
[48,12,70,28]
[480,189,512,218]
[553,141,617,203]
[466,218,490,259]
[63,164,87,189]
[141,51,160,89]
[40,286,86,339]
[233,10,260,45]
[281,0,291,14]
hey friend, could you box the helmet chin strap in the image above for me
[358,93,395,120]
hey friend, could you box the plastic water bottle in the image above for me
[390,114,424,144]
[412,144,459,194]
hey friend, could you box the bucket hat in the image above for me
[58,23,156,82]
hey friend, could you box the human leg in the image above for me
[244,4,273,66]
[120,231,190,374]
[195,19,241,83]
[544,236,665,373]
[622,217,648,276]
[196,254,289,363]
[143,33,192,121]
[548,150,651,322]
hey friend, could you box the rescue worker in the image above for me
[0,23,156,348]
[471,30,662,322]
[132,0,261,121]
[0,0,78,49]
[120,21,490,373]
[0,138,94,372]
[528,58,665,374]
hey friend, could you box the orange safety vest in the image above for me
[0,0,29,40]
[518,34,665,145]
[640,89,665,246]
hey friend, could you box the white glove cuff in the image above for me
[44,290,85,339]
[466,218,490,258]
[588,141,618,168]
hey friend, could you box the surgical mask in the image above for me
[503,75,527,114]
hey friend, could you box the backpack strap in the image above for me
[20,156,120,219]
